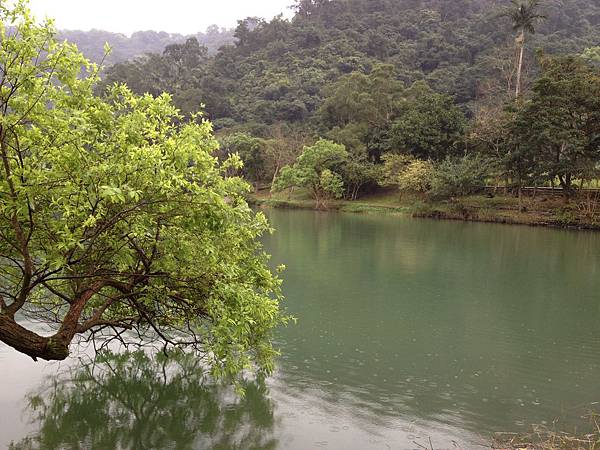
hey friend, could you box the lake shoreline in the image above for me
[249,191,600,232]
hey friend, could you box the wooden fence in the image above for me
[482,186,600,197]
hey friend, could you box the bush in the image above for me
[380,154,434,194]
[429,155,491,199]
[397,160,435,193]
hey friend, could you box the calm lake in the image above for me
[2,209,600,449]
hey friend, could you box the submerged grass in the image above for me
[492,413,600,449]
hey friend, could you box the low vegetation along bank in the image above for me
[251,189,600,231]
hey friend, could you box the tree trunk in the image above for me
[0,282,104,361]
[558,174,572,204]
[270,165,280,197]
[0,314,70,361]
[515,31,525,98]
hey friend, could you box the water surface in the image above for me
[2,210,600,449]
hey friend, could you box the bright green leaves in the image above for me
[272,139,347,207]
[0,3,287,379]
[319,169,344,199]
[380,155,435,194]
[582,47,600,64]
[99,186,128,203]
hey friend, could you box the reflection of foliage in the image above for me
[10,351,277,450]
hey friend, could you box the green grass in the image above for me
[250,188,600,231]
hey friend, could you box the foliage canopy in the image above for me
[0,4,287,379]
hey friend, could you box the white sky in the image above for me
[28,0,295,35]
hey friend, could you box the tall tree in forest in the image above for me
[503,0,546,97]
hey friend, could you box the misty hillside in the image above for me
[59,27,235,65]
[101,0,600,124]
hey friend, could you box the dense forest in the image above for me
[99,0,600,209]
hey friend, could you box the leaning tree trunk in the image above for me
[515,31,525,98]
[0,282,104,361]
[270,165,280,197]
[0,314,70,361]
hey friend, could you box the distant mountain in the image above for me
[58,27,235,65]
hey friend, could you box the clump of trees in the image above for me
[272,139,348,208]
[516,56,600,196]
[379,154,492,200]
[0,3,288,379]
[428,156,494,199]
[380,155,434,197]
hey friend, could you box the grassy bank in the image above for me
[249,189,600,231]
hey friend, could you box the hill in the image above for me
[100,0,600,123]
[59,27,235,65]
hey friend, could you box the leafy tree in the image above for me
[390,82,467,161]
[326,122,369,155]
[219,133,268,189]
[263,123,310,191]
[319,64,403,130]
[340,153,381,200]
[469,104,527,196]
[0,4,287,379]
[379,154,413,188]
[100,37,212,119]
[429,155,492,199]
[503,0,546,97]
[272,139,348,208]
[397,160,436,195]
[319,169,345,200]
[513,56,600,199]
[379,154,434,196]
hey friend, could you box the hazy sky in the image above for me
[28,0,295,35]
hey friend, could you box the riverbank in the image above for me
[250,189,600,231]
[492,414,600,449]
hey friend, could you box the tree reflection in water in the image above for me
[11,351,278,450]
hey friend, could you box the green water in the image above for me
[2,209,600,449]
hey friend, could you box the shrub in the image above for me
[397,159,436,193]
[429,155,491,199]
[380,154,434,194]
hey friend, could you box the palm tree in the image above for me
[504,0,546,97]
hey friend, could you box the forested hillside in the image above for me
[101,0,600,122]
[100,0,600,223]
[59,27,234,65]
